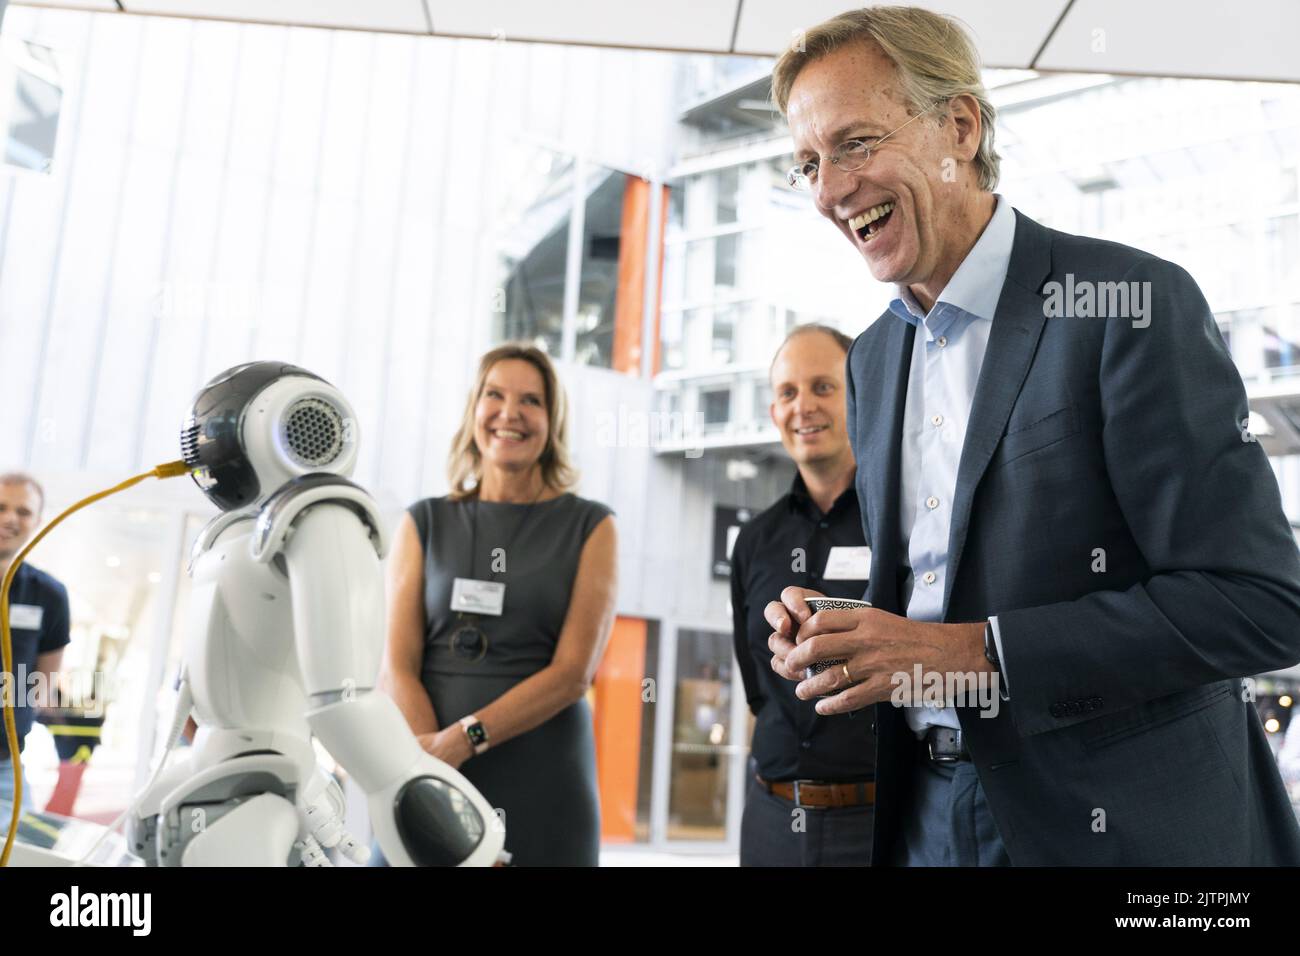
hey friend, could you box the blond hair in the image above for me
[446,343,578,500]
[772,5,1000,191]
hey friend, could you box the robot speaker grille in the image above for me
[282,397,345,468]
[180,420,202,467]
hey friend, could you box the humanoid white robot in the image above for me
[127,361,505,866]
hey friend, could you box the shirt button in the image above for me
[923,571,936,584]
[931,414,943,427]
[936,335,948,348]
[926,495,939,510]
[800,740,811,749]
[819,521,828,529]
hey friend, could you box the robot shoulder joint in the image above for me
[251,474,388,562]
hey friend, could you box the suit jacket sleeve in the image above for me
[996,256,1300,737]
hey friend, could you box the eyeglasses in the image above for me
[786,101,942,191]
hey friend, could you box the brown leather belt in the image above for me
[756,774,875,809]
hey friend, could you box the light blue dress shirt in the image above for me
[889,194,1015,738]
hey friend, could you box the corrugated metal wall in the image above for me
[0,7,749,619]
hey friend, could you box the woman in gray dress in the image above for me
[380,343,617,866]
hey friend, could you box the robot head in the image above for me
[180,362,360,511]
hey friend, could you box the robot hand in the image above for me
[310,692,506,866]
[296,766,370,867]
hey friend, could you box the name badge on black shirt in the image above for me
[9,604,44,630]
[451,578,505,616]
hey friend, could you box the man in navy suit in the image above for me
[762,6,1300,865]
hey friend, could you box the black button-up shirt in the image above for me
[729,473,875,782]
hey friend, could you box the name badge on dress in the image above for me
[450,578,505,617]
[9,604,44,630]
[823,546,872,581]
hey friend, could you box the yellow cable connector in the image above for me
[1,459,192,866]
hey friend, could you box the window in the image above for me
[715,166,739,225]
[574,167,629,368]
[714,232,738,291]
[495,146,575,357]
[666,628,734,841]
[712,303,737,366]
[1264,305,1300,374]
[702,388,730,427]
[661,309,686,370]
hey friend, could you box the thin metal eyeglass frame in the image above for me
[786,101,942,190]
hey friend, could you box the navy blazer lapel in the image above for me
[941,210,1053,617]
[861,314,915,614]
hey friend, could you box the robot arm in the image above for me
[281,500,505,866]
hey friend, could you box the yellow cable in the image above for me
[1,460,190,866]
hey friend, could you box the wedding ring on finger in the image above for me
[804,658,850,698]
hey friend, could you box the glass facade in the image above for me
[652,70,1300,489]
[495,145,576,358]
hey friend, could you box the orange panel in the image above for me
[592,616,647,842]
[612,177,648,375]
[611,177,669,377]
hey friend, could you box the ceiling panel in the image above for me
[1038,0,1300,83]
[732,0,1071,66]
[426,0,738,52]
[7,0,1298,87]
[11,1,120,10]
[118,0,431,34]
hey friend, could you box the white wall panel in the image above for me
[11,9,99,474]
[82,16,191,470]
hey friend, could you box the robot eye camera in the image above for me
[180,361,360,512]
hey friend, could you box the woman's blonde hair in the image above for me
[446,343,578,499]
[771,5,1000,191]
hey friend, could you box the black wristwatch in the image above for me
[459,715,490,755]
[983,621,1001,672]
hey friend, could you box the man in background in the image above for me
[730,324,874,865]
[0,472,70,813]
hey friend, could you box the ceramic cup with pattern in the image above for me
[801,597,871,689]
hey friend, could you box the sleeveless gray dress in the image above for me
[410,492,613,866]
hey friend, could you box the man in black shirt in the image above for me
[1,472,71,812]
[730,325,874,865]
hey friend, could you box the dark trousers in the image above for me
[892,737,1011,866]
[739,771,874,867]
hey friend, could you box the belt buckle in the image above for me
[927,738,959,763]
[791,780,823,809]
